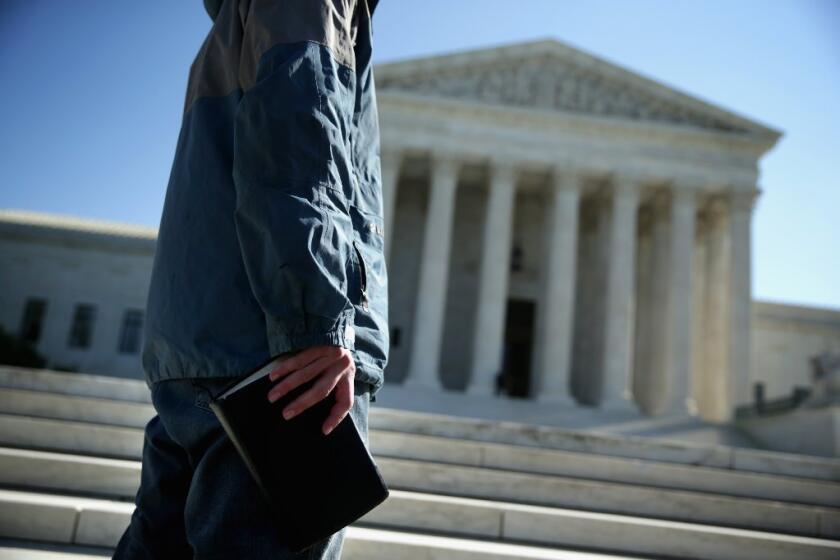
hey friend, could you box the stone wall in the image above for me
[0,236,152,379]
[751,300,840,401]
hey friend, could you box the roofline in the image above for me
[0,209,157,254]
[374,37,784,143]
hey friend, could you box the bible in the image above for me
[208,351,390,553]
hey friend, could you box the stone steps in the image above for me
[1,485,838,560]
[0,537,647,560]
[0,540,112,559]
[0,367,152,404]
[1,365,838,482]
[1,386,837,509]
[1,366,840,559]
[0,421,838,538]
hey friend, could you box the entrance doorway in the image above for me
[500,298,535,399]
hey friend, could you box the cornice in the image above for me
[377,91,778,157]
[0,209,157,255]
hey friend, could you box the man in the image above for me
[114,0,388,557]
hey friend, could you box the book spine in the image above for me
[208,400,272,501]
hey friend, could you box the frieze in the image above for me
[378,54,747,134]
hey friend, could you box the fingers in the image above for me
[272,349,355,425]
[267,353,331,403]
[269,346,334,382]
[282,369,338,420]
[321,375,354,435]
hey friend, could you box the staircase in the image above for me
[0,364,838,559]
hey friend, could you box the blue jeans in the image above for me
[113,376,372,559]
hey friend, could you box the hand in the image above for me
[266,345,356,435]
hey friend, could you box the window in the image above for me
[68,303,96,349]
[118,309,144,354]
[19,298,47,344]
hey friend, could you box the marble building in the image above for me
[375,39,778,422]
[2,40,839,427]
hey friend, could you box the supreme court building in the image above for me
[3,40,839,429]
[376,39,778,422]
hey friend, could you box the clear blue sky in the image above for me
[1,0,838,309]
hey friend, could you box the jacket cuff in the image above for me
[265,310,356,356]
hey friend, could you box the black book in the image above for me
[208,352,390,553]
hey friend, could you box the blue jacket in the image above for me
[142,0,388,401]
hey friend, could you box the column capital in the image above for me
[728,188,761,214]
[610,173,645,198]
[429,147,461,164]
[671,185,699,207]
[488,158,519,187]
[380,148,403,168]
[704,194,729,229]
[489,155,519,170]
[551,168,586,192]
[429,150,462,182]
[674,173,715,190]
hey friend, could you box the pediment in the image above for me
[375,39,780,139]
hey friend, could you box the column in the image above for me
[466,161,518,396]
[728,189,759,416]
[534,170,582,405]
[403,153,461,390]
[660,186,698,416]
[380,150,402,262]
[600,176,641,413]
[691,210,710,419]
[703,195,730,421]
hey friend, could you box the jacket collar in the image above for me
[205,0,379,21]
[203,0,223,20]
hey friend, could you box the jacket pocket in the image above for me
[349,203,385,307]
[352,239,369,311]
[348,206,389,375]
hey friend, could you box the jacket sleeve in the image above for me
[231,1,360,357]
